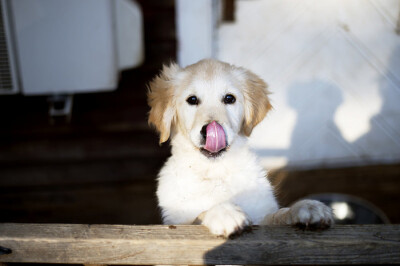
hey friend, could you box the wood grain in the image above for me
[0,223,399,265]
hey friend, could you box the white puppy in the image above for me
[148,59,333,237]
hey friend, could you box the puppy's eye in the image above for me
[223,94,236,104]
[186,95,199,105]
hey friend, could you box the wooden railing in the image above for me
[0,223,399,265]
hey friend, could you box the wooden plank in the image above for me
[0,131,167,165]
[0,158,164,187]
[0,182,160,225]
[0,224,399,265]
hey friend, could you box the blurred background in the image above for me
[0,0,399,225]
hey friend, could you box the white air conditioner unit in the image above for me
[0,0,143,115]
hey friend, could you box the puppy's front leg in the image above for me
[193,202,252,237]
[261,199,334,229]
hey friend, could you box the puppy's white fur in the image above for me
[148,59,333,237]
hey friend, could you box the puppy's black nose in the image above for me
[200,124,208,140]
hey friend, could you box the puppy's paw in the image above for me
[194,202,252,237]
[289,199,334,229]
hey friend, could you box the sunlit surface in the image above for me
[331,202,355,220]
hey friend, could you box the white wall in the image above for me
[176,0,400,169]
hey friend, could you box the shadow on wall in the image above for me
[352,46,400,161]
[286,80,349,165]
[255,79,360,167]
[255,45,400,168]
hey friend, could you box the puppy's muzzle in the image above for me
[200,121,227,158]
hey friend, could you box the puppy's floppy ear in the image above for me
[147,63,180,144]
[241,70,272,136]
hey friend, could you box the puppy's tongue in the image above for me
[204,121,226,153]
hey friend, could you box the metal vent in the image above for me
[0,1,13,91]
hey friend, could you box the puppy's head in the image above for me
[148,59,271,158]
